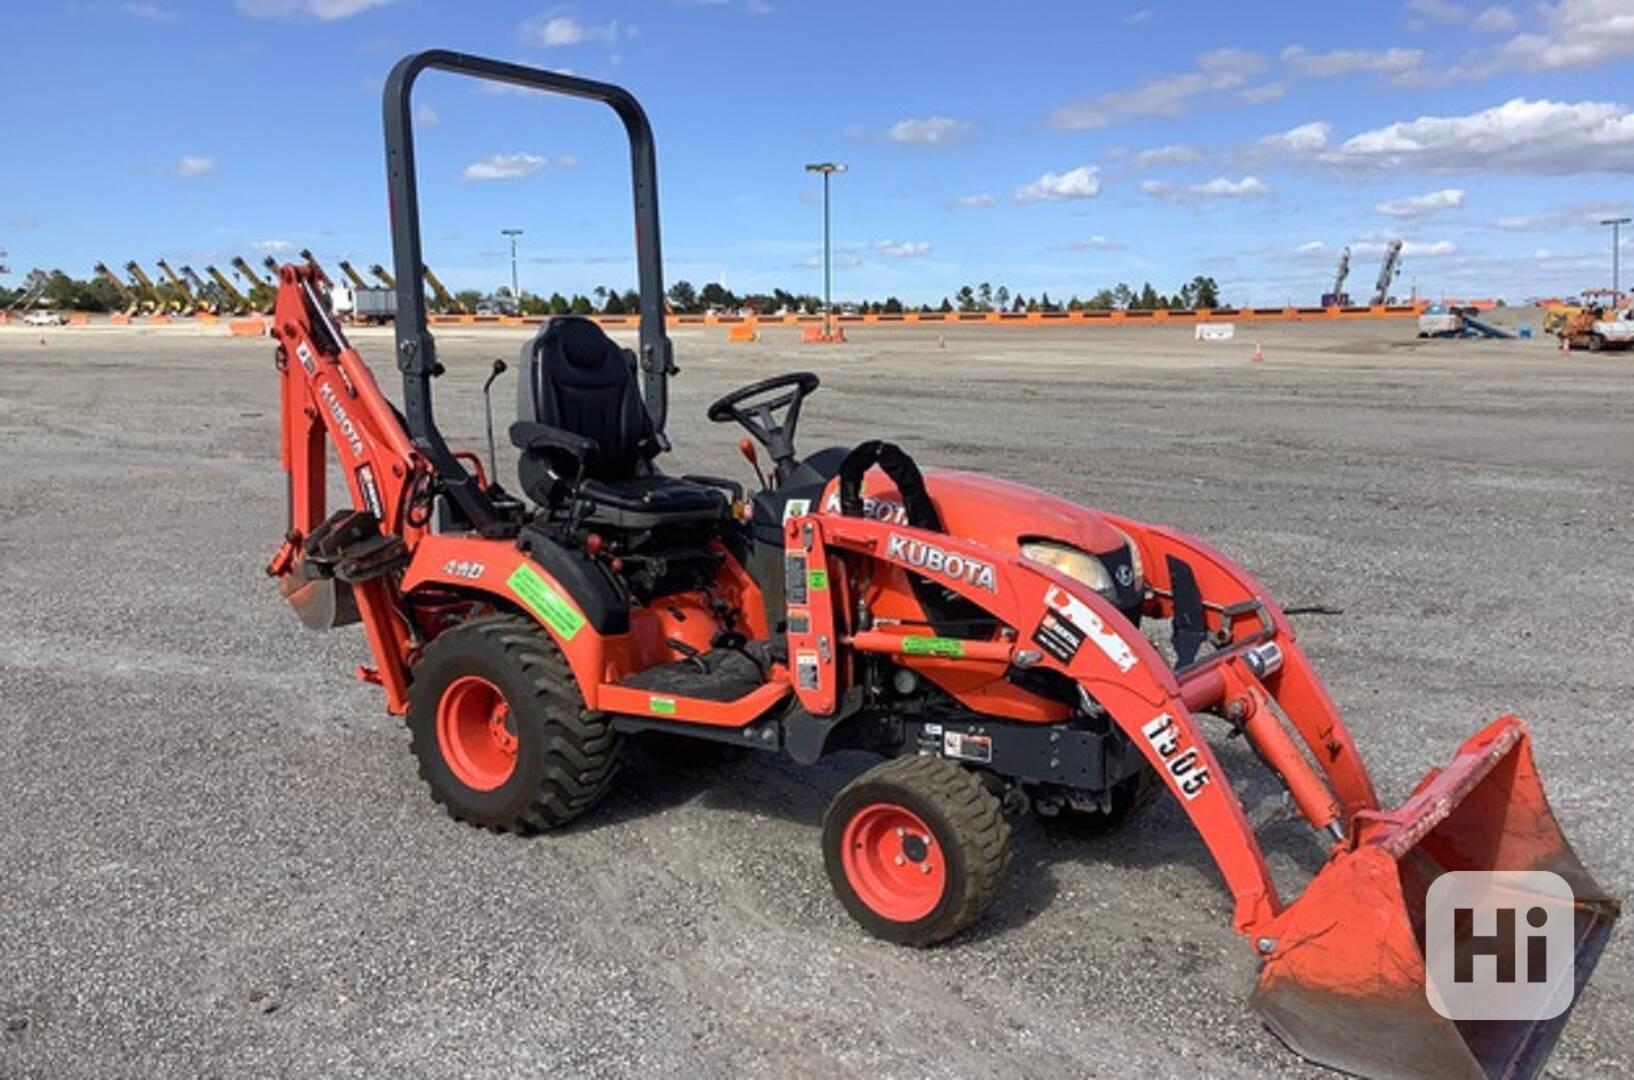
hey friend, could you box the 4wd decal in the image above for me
[1141,712,1212,800]
[318,382,365,458]
[506,563,585,641]
[441,558,484,580]
[1043,586,1136,672]
[886,533,998,592]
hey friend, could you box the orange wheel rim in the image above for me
[840,802,946,922]
[436,675,517,791]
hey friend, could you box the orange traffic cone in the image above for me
[1252,342,1263,362]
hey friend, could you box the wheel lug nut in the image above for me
[894,854,906,866]
[920,863,932,874]
[896,827,905,837]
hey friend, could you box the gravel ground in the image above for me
[1,313,1630,1079]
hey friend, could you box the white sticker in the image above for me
[782,498,811,523]
[1045,586,1137,672]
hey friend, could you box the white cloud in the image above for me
[1143,175,1271,201]
[461,152,577,180]
[121,2,179,19]
[1123,7,1152,23]
[1375,187,1466,216]
[1058,236,1124,251]
[886,116,968,146]
[252,240,295,253]
[1255,120,1332,154]
[1050,48,1265,128]
[1407,0,1467,23]
[953,193,998,208]
[175,155,216,178]
[1238,82,1288,104]
[1015,165,1101,202]
[1292,98,1634,174]
[1134,143,1202,168]
[1280,44,1426,80]
[1452,0,1634,77]
[1297,240,1327,254]
[873,240,932,258]
[1354,238,1458,257]
[416,103,439,127]
[519,11,620,47]
[236,0,393,19]
[1475,5,1516,32]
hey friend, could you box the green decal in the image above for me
[507,563,585,641]
[808,569,829,591]
[649,696,678,715]
[901,635,965,658]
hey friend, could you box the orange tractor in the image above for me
[266,50,1617,1078]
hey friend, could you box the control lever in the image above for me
[738,437,769,490]
[482,358,508,485]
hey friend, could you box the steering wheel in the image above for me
[707,371,820,478]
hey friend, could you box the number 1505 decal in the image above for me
[1141,713,1212,800]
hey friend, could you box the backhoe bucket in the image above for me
[1253,716,1618,1079]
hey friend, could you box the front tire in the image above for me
[822,756,1010,947]
[408,614,620,832]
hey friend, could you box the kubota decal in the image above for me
[319,382,365,458]
[1142,712,1212,800]
[506,563,585,640]
[886,533,998,592]
[1044,586,1136,672]
[901,635,965,658]
[823,491,907,523]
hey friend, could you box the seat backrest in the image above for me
[517,316,655,481]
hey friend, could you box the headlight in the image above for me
[1020,540,1115,598]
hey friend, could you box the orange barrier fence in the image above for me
[229,317,269,337]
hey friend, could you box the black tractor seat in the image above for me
[512,316,726,529]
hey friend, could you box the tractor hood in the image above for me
[823,467,1129,558]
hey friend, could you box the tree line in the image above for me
[4,270,1224,315]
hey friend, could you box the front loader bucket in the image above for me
[1253,716,1618,1079]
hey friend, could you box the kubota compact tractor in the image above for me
[266,51,1618,1079]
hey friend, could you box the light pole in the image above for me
[1601,217,1630,304]
[804,162,847,339]
[501,228,523,308]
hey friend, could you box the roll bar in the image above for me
[382,49,675,532]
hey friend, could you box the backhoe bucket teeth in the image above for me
[1252,716,1618,1079]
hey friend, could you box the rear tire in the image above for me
[823,755,1010,947]
[408,614,620,832]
